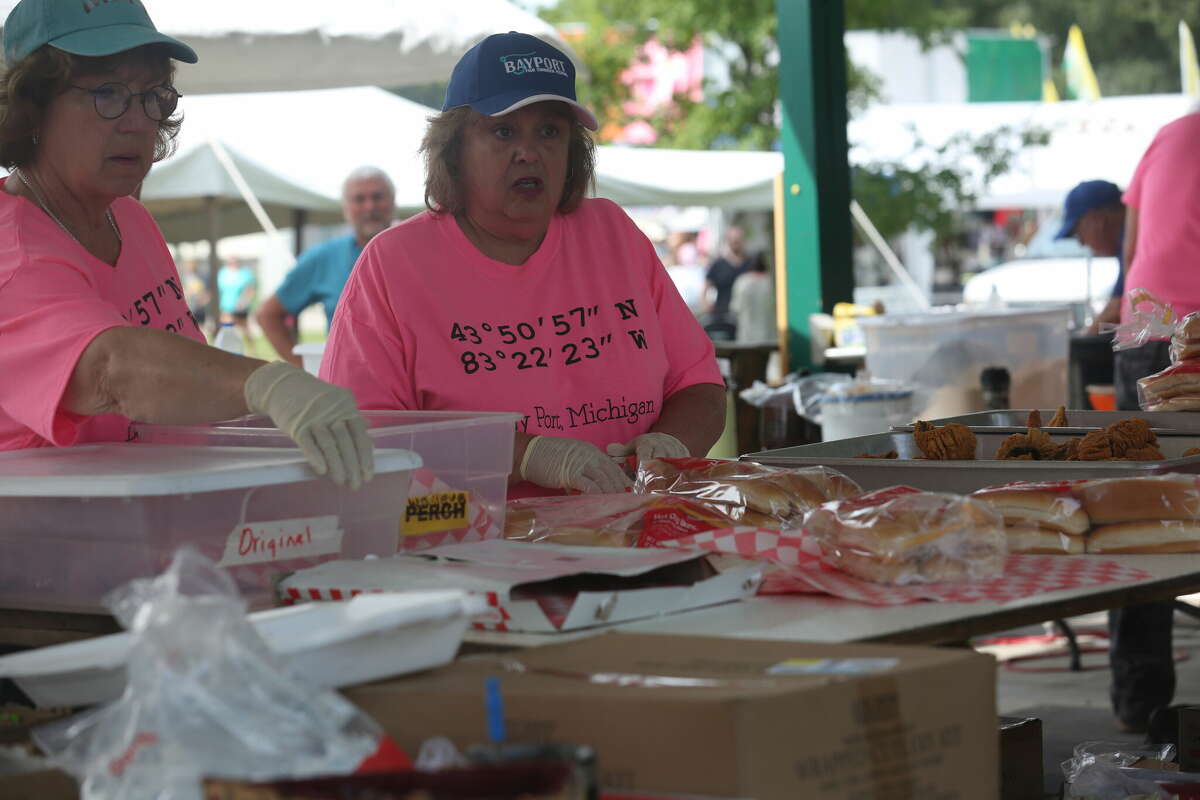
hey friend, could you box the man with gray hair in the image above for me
[257,166,395,365]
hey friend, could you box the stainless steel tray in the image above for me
[742,431,1200,495]
[891,409,1200,436]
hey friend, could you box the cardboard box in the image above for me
[280,541,762,633]
[345,633,998,799]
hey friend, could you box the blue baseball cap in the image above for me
[1055,180,1123,239]
[4,0,197,65]
[442,31,597,131]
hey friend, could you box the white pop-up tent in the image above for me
[0,0,579,94]
[140,86,784,244]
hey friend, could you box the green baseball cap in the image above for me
[4,0,198,65]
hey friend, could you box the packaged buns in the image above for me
[1138,362,1200,411]
[503,493,750,548]
[803,486,1006,585]
[971,480,1089,554]
[1074,475,1200,525]
[1088,520,1200,554]
[1171,311,1200,363]
[636,458,861,526]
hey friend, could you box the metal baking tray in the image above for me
[891,409,1200,436]
[742,431,1200,495]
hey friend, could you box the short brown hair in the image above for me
[0,44,180,170]
[420,103,595,216]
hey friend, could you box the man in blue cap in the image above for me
[1055,180,1127,334]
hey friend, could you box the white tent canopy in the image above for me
[849,94,1197,209]
[140,86,784,242]
[0,0,578,94]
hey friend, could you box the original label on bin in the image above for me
[217,515,343,566]
[403,491,469,535]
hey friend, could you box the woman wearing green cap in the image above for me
[0,0,374,489]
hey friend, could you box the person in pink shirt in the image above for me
[322,32,726,497]
[0,0,372,488]
[1105,111,1200,737]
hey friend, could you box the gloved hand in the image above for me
[244,362,374,490]
[520,435,632,494]
[606,432,690,462]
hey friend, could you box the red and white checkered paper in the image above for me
[649,528,1152,606]
[395,467,501,551]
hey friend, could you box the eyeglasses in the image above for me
[67,82,180,122]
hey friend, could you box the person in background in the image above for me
[0,0,372,488]
[704,225,753,339]
[180,258,210,331]
[1053,180,1126,335]
[729,251,776,344]
[257,167,396,366]
[217,255,256,341]
[322,32,725,496]
[1108,110,1200,737]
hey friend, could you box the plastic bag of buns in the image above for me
[503,493,747,548]
[635,457,861,527]
[803,486,1007,585]
[971,480,1090,555]
[1074,474,1200,553]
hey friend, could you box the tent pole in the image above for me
[206,196,221,335]
[293,209,308,257]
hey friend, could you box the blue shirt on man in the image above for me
[275,234,362,327]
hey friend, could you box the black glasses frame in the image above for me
[67,82,181,122]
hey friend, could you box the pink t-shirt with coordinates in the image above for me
[1121,112,1200,323]
[0,179,204,450]
[322,198,723,491]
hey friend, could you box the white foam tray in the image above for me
[0,590,484,708]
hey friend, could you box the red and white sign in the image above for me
[218,515,343,567]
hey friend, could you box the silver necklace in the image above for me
[12,166,121,250]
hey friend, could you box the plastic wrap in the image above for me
[1075,473,1200,554]
[503,493,744,547]
[1106,288,1177,353]
[35,548,387,800]
[972,480,1090,554]
[803,486,1007,585]
[635,457,861,527]
[1063,741,1178,800]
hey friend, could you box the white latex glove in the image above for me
[606,432,690,462]
[520,435,632,494]
[243,362,375,490]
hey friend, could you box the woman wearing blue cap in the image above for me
[0,0,373,488]
[323,32,727,496]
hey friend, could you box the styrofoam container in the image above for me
[292,342,326,376]
[860,306,1070,420]
[132,411,520,548]
[0,444,421,612]
[0,591,486,708]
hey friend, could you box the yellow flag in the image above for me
[1043,78,1060,103]
[1182,21,1200,97]
[1063,24,1101,100]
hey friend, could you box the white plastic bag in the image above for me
[34,548,383,800]
[1105,289,1177,352]
[1062,740,1178,799]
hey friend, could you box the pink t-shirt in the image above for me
[0,180,204,450]
[1121,112,1200,323]
[322,198,723,491]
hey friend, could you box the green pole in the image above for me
[776,0,853,371]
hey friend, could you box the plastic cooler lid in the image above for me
[0,444,421,497]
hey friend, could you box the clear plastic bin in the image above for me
[0,444,421,613]
[132,410,520,549]
[860,306,1070,420]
